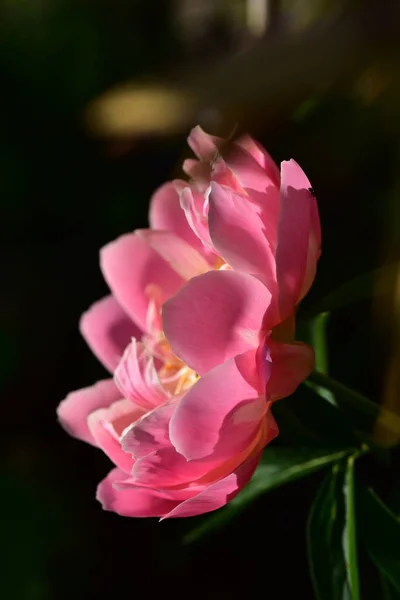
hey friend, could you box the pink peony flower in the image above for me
[57,127,320,518]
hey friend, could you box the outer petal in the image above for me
[114,339,169,410]
[208,182,276,283]
[100,233,184,331]
[79,295,141,373]
[169,349,263,460]
[87,398,145,473]
[267,339,315,401]
[163,270,272,374]
[161,451,262,519]
[57,379,121,446]
[276,160,313,319]
[135,230,210,280]
[97,468,178,518]
[149,181,206,255]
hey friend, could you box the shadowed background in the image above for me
[1,0,400,598]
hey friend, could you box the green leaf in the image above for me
[357,485,400,593]
[308,371,400,441]
[304,263,398,316]
[273,383,357,448]
[307,465,350,600]
[184,446,354,544]
[342,456,360,599]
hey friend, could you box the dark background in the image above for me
[2,1,400,598]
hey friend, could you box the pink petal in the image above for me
[121,401,175,459]
[88,399,145,473]
[149,181,206,255]
[79,295,141,373]
[97,468,178,518]
[131,447,211,488]
[114,339,169,410]
[236,135,280,187]
[100,233,184,332]
[178,185,214,251]
[169,349,264,460]
[225,146,277,193]
[208,182,276,284]
[299,197,321,301]
[163,270,272,374]
[135,229,210,280]
[187,126,220,161]
[276,159,313,319]
[267,339,315,401]
[57,379,121,446]
[161,451,262,519]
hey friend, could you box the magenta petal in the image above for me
[57,379,121,446]
[88,399,144,473]
[135,230,210,280]
[149,181,206,254]
[161,452,262,519]
[169,349,263,460]
[79,295,141,373]
[97,468,178,518]
[121,401,175,459]
[100,233,184,331]
[163,270,271,374]
[276,160,313,318]
[267,339,315,401]
[208,182,276,283]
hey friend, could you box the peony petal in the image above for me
[169,349,264,460]
[276,159,313,319]
[79,295,141,373]
[235,135,280,187]
[100,233,184,331]
[57,379,121,446]
[149,181,206,255]
[187,125,220,161]
[97,468,178,518]
[135,230,210,280]
[208,182,276,284]
[163,270,272,374]
[178,185,214,251]
[88,398,145,473]
[114,339,169,410]
[121,401,175,459]
[161,451,262,519]
[267,339,315,401]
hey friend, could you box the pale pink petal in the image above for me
[79,295,141,373]
[275,159,313,319]
[121,401,175,459]
[135,230,210,280]
[208,182,276,283]
[114,339,169,410]
[100,233,184,331]
[178,185,214,251]
[97,468,178,518]
[163,270,272,374]
[88,399,145,473]
[169,349,263,460]
[267,339,315,401]
[149,181,206,254]
[187,126,220,161]
[161,451,262,519]
[57,379,121,446]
